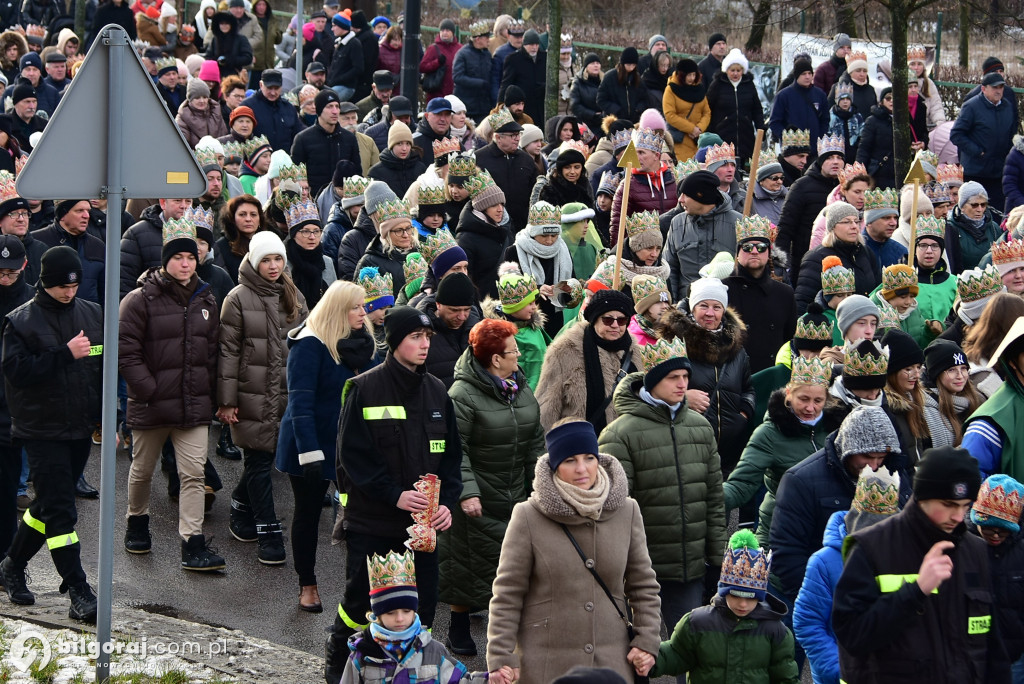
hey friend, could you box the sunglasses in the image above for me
[765,175,784,182]
[967,202,988,209]
[740,242,769,253]
[599,315,628,327]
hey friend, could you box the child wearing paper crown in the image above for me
[870,263,932,348]
[342,550,513,684]
[648,529,799,683]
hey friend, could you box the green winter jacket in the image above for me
[438,348,545,610]
[482,297,551,390]
[650,593,799,683]
[723,389,845,548]
[598,373,727,582]
[870,289,932,348]
[915,269,958,324]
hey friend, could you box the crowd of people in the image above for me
[1,3,1024,683]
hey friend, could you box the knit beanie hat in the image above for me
[364,180,398,219]
[825,201,859,233]
[161,217,199,268]
[688,277,728,312]
[383,305,433,351]
[756,158,784,182]
[54,199,86,223]
[707,32,726,50]
[631,274,671,316]
[583,289,634,324]
[681,170,723,206]
[900,185,933,227]
[522,29,541,46]
[924,338,968,384]
[503,84,527,106]
[699,251,736,280]
[647,34,667,51]
[836,295,878,339]
[39,246,82,288]
[314,88,340,117]
[717,529,770,601]
[958,180,988,209]
[640,337,690,393]
[246,231,287,270]
[430,242,468,281]
[186,78,210,101]
[793,58,814,77]
[845,465,901,534]
[552,667,627,684]
[842,339,890,390]
[880,328,923,373]
[19,51,41,72]
[793,301,835,352]
[367,549,418,617]
[880,264,919,300]
[518,123,544,149]
[466,171,506,212]
[836,405,899,457]
[971,474,1024,534]
[546,420,600,471]
[435,272,475,307]
[914,446,981,501]
[230,105,257,126]
[583,53,601,69]
[625,210,662,252]
[619,47,639,65]
[387,120,414,151]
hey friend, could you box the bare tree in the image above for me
[545,0,562,122]
[833,0,858,36]
[745,0,774,52]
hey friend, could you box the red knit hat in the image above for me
[230,106,256,126]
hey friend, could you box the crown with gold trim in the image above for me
[367,549,418,616]
[223,141,243,162]
[958,264,1003,303]
[283,197,320,230]
[852,465,901,516]
[719,530,771,600]
[907,45,927,63]
[757,151,778,170]
[881,263,918,296]
[598,170,622,196]
[972,475,1024,531]
[817,133,845,157]
[610,127,633,152]
[914,215,946,244]
[625,210,660,240]
[25,24,46,39]
[838,162,868,186]
[358,266,394,304]
[432,136,461,158]
[447,152,477,179]
[795,315,834,343]
[558,138,590,161]
[161,216,197,246]
[155,56,177,72]
[639,337,688,374]
[923,181,952,206]
[821,255,855,295]
[0,171,16,202]
[914,149,939,173]
[279,163,307,184]
[705,142,736,168]
[417,178,447,208]
[875,297,901,331]
[735,215,775,244]
[781,128,810,151]
[632,127,664,154]
[343,175,371,199]
[790,355,832,387]
[587,258,620,292]
[528,201,561,228]
[631,274,670,308]
[488,107,515,132]
[469,19,491,36]
[193,149,217,173]
[844,339,890,377]
[834,83,854,101]
[243,135,271,160]
[937,163,964,186]
[404,251,428,284]
[184,205,213,232]
[845,50,868,67]
[463,170,499,199]
[420,229,459,264]
[862,188,899,211]
[992,238,1024,268]
[376,198,411,225]
[497,270,539,313]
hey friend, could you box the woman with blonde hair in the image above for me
[355,199,418,297]
[276,280,378,612]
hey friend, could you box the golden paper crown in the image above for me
[795,316,834,343]
[632,127,665,154]
[625,210,660,239]
[367,550,417,593]
[283,197,320,230]
[875,298,901,331]
[447,153,477,178]
[0,170,17,202]
[852,465,901,515]
[244,135,271,159]
[834,83,854,100]
[343,175,371,198]
[432,136,461,158]
[464,170,498,199]
[915,149,939,171]
[184,205,213,232]
[817,133,845,157]
[862,188,900,211]
[757,151,778,169]
[674,159,700,184]
[958,264,1003,303]
[598,170,622,196]
[639,337,688,374]
[528,201,561,228]
[631,274,669,306]
[417,179,447,208]
[194,147,218,169]
[488,107,515,132]
[790,355,832,387]
[907,46,927,63]
[497,272,539,309]
[558,139,590,161]
[992,238,1024,267]
[846,50,868,66]
[781,128,810,151]
[279,163,307,184]
[974,477,1024,525]
[911,216,944,245]
[223,141,243,161]
[161,217,197,246]
[705,142,736,167]
[923,182,951,206]
[882,263,918,294]
[844,340,890,377]
[820,255,855,295]
[376,198,411,225]
[937,163,964,185]
[420,228,459,264]
[838,162,868,186]
[588,258,619,291]
[736,215,775,244]
[358,266,394,302]
[25,24,46,39]
[720,530,770,597]
[155,56,177,72]
[469,19,491,36]
[404,251,428,283]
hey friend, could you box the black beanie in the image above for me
[503,84,526,106]
[584,289,634,324]
[583,52,601,68]
[681,171,723,206]
[55,199,86,222]
[881,328,924,374]
[983,56,1005,74]
[162,236,199,269]
[435,272,475,306]
[793,58,814,77]
[522,29,541,46]
[39,245,83,288]
[620,47,639,65]
[914,446,981,501]
[708,33,726,50]
[643,355,692,393]
[315,88,341,117]
[924,338,967,385]
[439,18,456,34]
[383,305,434,352]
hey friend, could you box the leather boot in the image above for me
[216,424,242,460]
[299,584,323,612]
[445,610,477,656]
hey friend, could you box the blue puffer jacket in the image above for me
[951,91,1016,178]
[793,509,846,684]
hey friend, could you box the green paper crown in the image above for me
[820,255,855,295]
[403,251,428,283]
[625,210,660,239]
[488,107,515,132]
[957,264,1004,302]
[674,159,700,184]
[757,151,778,170]
[588,258,619,291]
[843,340,890,377]
[915,215,946,242]
[243,135,271,159]
[528,201,561,228]
[781,128,810,150]
[736,215,775,244]
[851,465,901,516]
[420,229,459,264]
[279,163,307,183]
[915,149,939,171]
[358,266,393,302]
[162,217,197,246]
[882,264,918,293]
[862,188,900,211]
[795,316,834,342]
[195,147,218,169]
[417,180,447,207]
[875,298,901,331]
[376,199,411,225]
[631,274,669,305]
[447,154,477,178]
[223,141,243,161]
[464,170,498,199]
[639,337,687,374]
[155,56,177,72]
[498,272,538,313]
[343,175,371,198]
[790,355,832,387]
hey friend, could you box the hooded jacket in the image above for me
[856,105,897,189]
[452,42,492,120]
[205,11,253,77]
[609,163,679,246]
[336,207,376,281]
[775,160,840,284]
[175,98,228,147]
[419,33,460,101]
[249,1,281,71]
[795,239,880,314]
[119,203,167,299]
[481,297,550,389]
[793,509,847,684]
[0,30,27,84]
[707,71,766,167]
[664,193,740,300]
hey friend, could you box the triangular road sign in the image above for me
[617,139,640,169]
[17,24,207,200]
[903,158,928,185]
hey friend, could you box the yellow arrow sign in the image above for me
[903,158,928,185]
[617,139,640,169]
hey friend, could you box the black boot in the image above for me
[229,499,257,542]
[65,582,97,623]
[216,424,242,460]
[325,617,354,684]
[75,475,98,499]
[0,557,33,605]
[124,515,151,554]
[445,610,477,656]
[256,522,286,565]
[181,534,226,572]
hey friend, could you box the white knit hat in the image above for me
[721,48,749,74]
[689,277,729,311]
[247,231,287,269]
[445,94,467,114]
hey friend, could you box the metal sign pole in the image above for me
[296,0,303,85]
[95,25,126,684]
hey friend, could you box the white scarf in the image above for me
[514,229,574,305]
[552,466,610,520]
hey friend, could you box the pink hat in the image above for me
[638,108,667,131]
[198,59,221,82]
[302,22,315,42]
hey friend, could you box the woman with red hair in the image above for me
[438,318,545,656]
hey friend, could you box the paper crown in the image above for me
[13,156,25,177]
[821,255,856,295]
[283,197,320,230]
[719,530,771,599]
[757,151,778,169]
[844,340,890,377]
[632,274,670,305]
[343,175,371,198]
[923,181,952,205]
[367,549,417,594]
[25,24,46,39]
[882,263,918,294]
[674,159,700,184]
[907,45,927,63]
[915,149,939,172]
[358,266,394,303]
[419,229,459,264]
[559,138,590,160]
[992,238,1024,267]
[639,337,688,374]
[973,475,1024,527]
[432,136,461,158]
[588,258,620,292]
[497,272,539,312]
[468,19,491,36]
[281,91,299,107]
[195,147,218,169]
[464,170,498,199]
[556,277,585,308]
[817,133,845,157]
[161,216,197,246]
[632,128,664,154]
[184,205,213,232]
[403,251,428,283]
[597,170,622,196]
[130,38,151,54]
[862,188,900,211]
[875,298,901,331]
[447,153,477,178]
[155,56,177,72]
[735,215,776,244]
[610,128,633,152]
[506,18,525,33]
[790,355,832,387]
[838,162,868,186]
[705,142,736,167]
[958,264,1003,302]
[560,31,572,42]
[279,163,307,184]
[376,198,411,225]
[223,140,243,161]
[625,210,660,240]
[937,163,964,186]
[845,50,868,66]
[528,201,561,227]
[488,107,516,132]
[244,135,271,159]
[914,215,946,243]
[852,465,901,516]
[795,315,835,343]
[0,171,17,202]
[781,128,810,151]
[417,178,447,209]
[834,83,854,100]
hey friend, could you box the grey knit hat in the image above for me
[756,160,783,182]
[864,204,899,225]
[364,180,398,217]
[836,294,878,339]
[958,180,988,209]
[825,201,859,233]
[836,406,899,457]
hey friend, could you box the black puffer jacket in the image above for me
[290,122,362,196]
[659,307,755,474]
[455,202,512,301]
[795,240,881,314]
[971,523,1024,664]
[856,105,896,190]
[354,235,407,297]
[415,296,481,389]
[706,71,765,167]
[722,266,797,374]
[570,73,603,136]
[119,203,165,299]
[0,275,32,446]
[536,171,594,209]
[2,287,103,441]
[204,12,253,78]
[775,160,839,284]
[367,149,428,199]
[597,68,647,124]
[473,141,538,234]
[336,208,376,281]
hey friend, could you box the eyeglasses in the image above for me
[500,348,521,356]
[297,228,322,237]
[599,315,628,327]
[918,243,941,252]
[498,132,522,139]
[6,211,28,219]
[967,202,988,209]
[765,175,784,182]
[834,218,860,227]
[0,270,20,279]
[390,226,413,236]
[740,242,769,253]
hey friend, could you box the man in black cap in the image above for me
[335,100,380,175]
[363,94,413,152]
[241,68,303,151]
[293,60,326,95]
[952,70,1016,212]
[833,446,1006,682]
[412,97,455,166]
[665,170,742,300]
[499,29,547,126]
[474,107,536,234]
[325,304,462,683]
[33,201,106,306]
[2,83,45,153]
[0,245,103,623]
[348,10,378,101]
[16,51,58,116]
[963,56,1020,133]
[290,88,362,196]
[416,272,481,388]
[355,69,393,123]
[42,51,69,96]
[0,190,46,286]
[154,56,187,116]
[491,17,525,102]
[699,33,728,91]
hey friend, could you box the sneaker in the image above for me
[256,522,286,565]
[181,534,226,571]
[91,428,101,446]
[229,499,257,542]
[66,582,97,623]
[124,514,151,554]
[16,494,31,512]
[0,557,34,605]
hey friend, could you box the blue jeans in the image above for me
[331,84,355,101]
[1012,654,1024,684]
[17,449,27,496]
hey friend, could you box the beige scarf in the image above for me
[552,466,610,520]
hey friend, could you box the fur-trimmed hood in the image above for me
[766,387,844,438]
[529,453,629,522]
[481,295,546,331]
[658,305,746,365]
[0,31,27,67]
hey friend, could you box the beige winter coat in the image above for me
[486,454,662,684]
[217,258,307,451]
